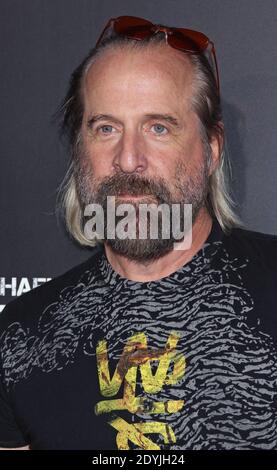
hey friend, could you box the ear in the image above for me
[208,122,224,176]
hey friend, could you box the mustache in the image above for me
[95,173,172,203]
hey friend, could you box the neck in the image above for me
[103,207,213,282]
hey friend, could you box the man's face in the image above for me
[76,44,213,262]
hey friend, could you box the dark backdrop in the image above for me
[1,0,277,310]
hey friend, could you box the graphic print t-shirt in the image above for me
[0,219,277,450]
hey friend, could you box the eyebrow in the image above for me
[87,113,181,128]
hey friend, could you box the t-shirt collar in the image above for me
[96,217,224,288]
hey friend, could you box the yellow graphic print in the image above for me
[94,331,186,450]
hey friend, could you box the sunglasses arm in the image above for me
[211,44,220,96]
[95,18,116,47]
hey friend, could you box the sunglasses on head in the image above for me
[95,15,220,95]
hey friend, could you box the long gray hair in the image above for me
[55,30,242,247]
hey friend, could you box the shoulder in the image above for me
[226,224,277,248]
[223,224,277,270]
[0,244,103,330]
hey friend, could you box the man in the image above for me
[0,16,277,450]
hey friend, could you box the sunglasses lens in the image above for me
[171,28,209,51]
[114,16,153,37]
[168,32,199,52]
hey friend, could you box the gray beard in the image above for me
[74,149,210,263]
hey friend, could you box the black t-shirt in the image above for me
[1,219,277,450]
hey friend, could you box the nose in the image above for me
[113,129,147,174]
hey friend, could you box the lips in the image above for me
[118,194,146,198]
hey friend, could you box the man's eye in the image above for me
[151,124,168,135]
[97,125,114,134]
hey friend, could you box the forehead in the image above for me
[82,44,194,113]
